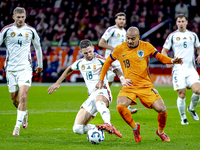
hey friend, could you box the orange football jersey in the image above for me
[109,40,172,87]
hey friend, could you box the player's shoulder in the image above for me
[168,30,179,37]
[106,25,118,33]
[76,57,85,63]
[0,23,14,33]
[25,24,36,32]
[186,29,198,36]
[165,30,179,41]
[96,54,106,61]
[139,40,155,49]
[139,40,150,46]
[114,42,127,51]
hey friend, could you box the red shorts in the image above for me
[117,86,162,109]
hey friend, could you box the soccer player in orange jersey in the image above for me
[96,27,183,142]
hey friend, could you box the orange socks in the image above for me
[157,111,167,133]
[116,105,136,128]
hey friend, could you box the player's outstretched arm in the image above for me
[47,66,73,94]
[47,82,60,94]
[161,47,173,68]
[96,56,114,89]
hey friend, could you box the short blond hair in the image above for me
[13,7,26,15]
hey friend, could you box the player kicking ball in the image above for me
[47,39,132,138]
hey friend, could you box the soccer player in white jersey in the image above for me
[47,39,132,137]
[0,7,43,135]
[99,12,137,114]
[161,14,200,125]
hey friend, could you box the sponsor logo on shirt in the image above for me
[81,65,85,70]
[176,37,180,41]
[87,66,91,69]
[183,37,187,40]
[10,32,16,37]
[18,33,22,36]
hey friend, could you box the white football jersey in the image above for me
[0,23,43,71]
[163,29,200,70]
[102,25,126,58]
[71,53,115,94]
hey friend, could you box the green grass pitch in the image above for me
[0,84,200,150]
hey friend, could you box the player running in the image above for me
[0,7,43,136]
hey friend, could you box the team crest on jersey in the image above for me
[93,64,96,70]
[176,37,180,41]
[189,36,192,40]
[25,33,29,38]
[176,84,179,88]
[81,65,85,70]
[138,50,144,58]
[117,33,120,37]
[10,32,16,37]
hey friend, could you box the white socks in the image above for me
[177,97,186,120]
[84,124,96,133]
[127,105,132,109]
[190,93,200,110]
[96,101,111,125]
[15,110,26,128]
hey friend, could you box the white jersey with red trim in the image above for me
[0,23,43,71]
[163,29,200,70]
[71,53,115,95]
[102,25,126,58]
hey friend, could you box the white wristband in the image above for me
[120,76,125,80]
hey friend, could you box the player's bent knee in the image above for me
[157,106,166,113]
[73,124,84,134]
[192,89,200,95]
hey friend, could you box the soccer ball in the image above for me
[87,127,105,144]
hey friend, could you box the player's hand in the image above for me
[95,80,104,89]
[171,57,183,64]
[47,83,60,94]
[121,78,133,86]
[35,67,43,73]
[166,64,174,69]
[196,56,200,64]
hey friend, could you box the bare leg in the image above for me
[10,91,19,109]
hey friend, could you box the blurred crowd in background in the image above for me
[0,0,200,82]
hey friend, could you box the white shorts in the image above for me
[81,88,112,116]
[172,69,200,90]
[6,69,32,93]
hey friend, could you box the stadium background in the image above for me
[0,0,200,84]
